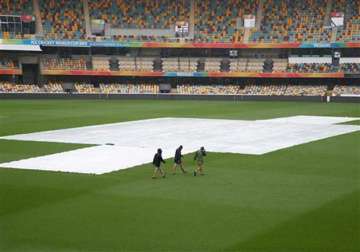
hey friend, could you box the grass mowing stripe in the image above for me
[0,100,359,136]
[0,100,359,251]
[340,119,360,125]
[0,139,93,163]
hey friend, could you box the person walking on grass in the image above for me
[172,145,187,175]
[194,146,206,176]
[152,148,166,179]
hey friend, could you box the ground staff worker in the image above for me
[194,146,206,176]
[172,145,187,174]
[152,148,166,179]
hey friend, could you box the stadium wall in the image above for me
[1,93,358,102]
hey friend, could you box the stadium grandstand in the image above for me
[0,0,359,102]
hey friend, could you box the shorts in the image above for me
[196,160,204,166]
[174,159,182,165]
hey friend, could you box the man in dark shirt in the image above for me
[172,145,187,175]
[152,148,166,179]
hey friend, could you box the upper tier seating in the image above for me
[0,0,359,43]
[333,0,360,42]
[89,0,189,29]
[250,0,332,43]
[0,0,33,15]
[194,0,258,42]
[0,0,34,38]
[40,0,85,39]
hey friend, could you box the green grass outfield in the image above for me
[0,100,359,252]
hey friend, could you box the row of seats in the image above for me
[0,82,64,93]
[0,0,33,15]
[1,82,359,96]
[287,63,338,73]
[89,0,189,29]
[0,32,34,39]
[341,63,360,73]
[194,0,258,42]
[0,59,19,69]
[0,83,159,94]
[0,82,41,93]
[74,83,98,94]
[177,84,328,96]
[99,84,159,94]
[92,57,110,71]
[40,0,85,40]
[187,84,360,96]
[0,0,34,38]
[240,84,288,95]
[93,57,154,72]
[250,0,331,43]
[177,84,241,95]
[42,56,360,73]
[333,0,360,42]
[283,85,328,96]
[43,82,64,93]
[41,57,87,70]
[332,84,360,96]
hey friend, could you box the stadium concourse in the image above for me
[0,116,359,174]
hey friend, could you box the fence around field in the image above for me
[0,92,359,103]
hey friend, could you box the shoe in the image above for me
[152,176,156,179]
[193,171,197,176]
[162,174,166,178]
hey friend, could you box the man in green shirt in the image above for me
[194,146,206,176]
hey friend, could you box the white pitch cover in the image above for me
[0,116,358,174]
